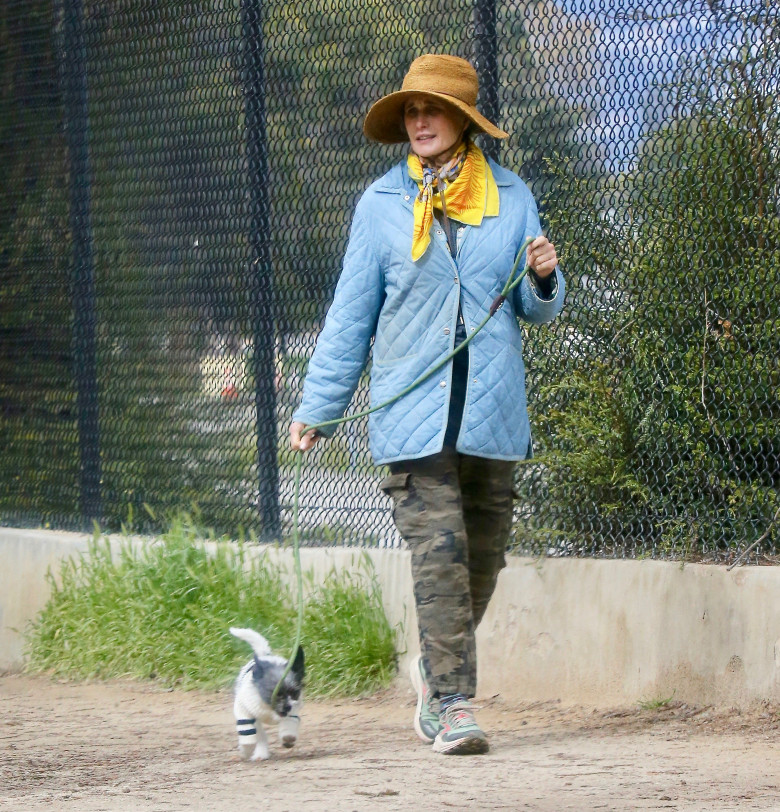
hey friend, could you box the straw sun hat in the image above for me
[363,54,509,144]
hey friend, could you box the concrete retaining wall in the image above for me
[2,527,779,707]
[477,557,780,707]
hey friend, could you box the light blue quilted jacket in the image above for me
[293,158,565,464]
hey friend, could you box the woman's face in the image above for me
[404,94,468,168]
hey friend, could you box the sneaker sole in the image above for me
[432,734,490,755]
[409,656,436,744]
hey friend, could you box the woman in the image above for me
[290,54,564,755]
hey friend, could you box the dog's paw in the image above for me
[250,744,270,761]
[281,734,297,749]
[278,715,300,749]
[238,743,255,761]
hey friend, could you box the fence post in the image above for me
[473,0,500,163]
[241,0,281,540]
[62,0,101,527]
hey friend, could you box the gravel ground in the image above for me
[2,674,779,812]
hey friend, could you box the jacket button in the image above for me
[453,276,459,283]
[439,380,446,388]
[436,230,443,235]
[404,195,410,201]
[443,328,450,335]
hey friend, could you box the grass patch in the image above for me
[637,691,677,710]
[24,516,397,696]
[303,564,398,697]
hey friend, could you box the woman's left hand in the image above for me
[526,236,558,278]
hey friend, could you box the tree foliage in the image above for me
[524,10,779,557]
[0,0,78,525]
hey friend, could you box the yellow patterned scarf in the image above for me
[407,142,499,261]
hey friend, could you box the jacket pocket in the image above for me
[373,350,419,368]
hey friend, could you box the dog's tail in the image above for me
[229,627,272,658]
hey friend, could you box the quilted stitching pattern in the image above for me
[293,160,565,463]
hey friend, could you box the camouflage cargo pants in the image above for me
[380,448,515,697]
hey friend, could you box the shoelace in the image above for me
[441,701,477,728]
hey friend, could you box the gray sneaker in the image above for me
[409,655,441,743]
[432,699,489,755]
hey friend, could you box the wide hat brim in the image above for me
[363,89,509,144]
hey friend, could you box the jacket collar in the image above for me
[373,161,414,197]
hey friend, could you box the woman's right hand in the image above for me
[289,421,322,452]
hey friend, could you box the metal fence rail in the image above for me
[1,0,777,560]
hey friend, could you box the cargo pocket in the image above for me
[379,472,410,495]
[379,472,410,531]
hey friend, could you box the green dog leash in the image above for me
[272,235,536,704]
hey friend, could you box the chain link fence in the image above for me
[1,0,778,560]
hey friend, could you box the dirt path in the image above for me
[1,674,779,812]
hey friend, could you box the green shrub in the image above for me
[24,517,397,695]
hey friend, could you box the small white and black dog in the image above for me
[229,627,305,761]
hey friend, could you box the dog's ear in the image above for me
[290,646,305,680]
[252,654,265,679]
